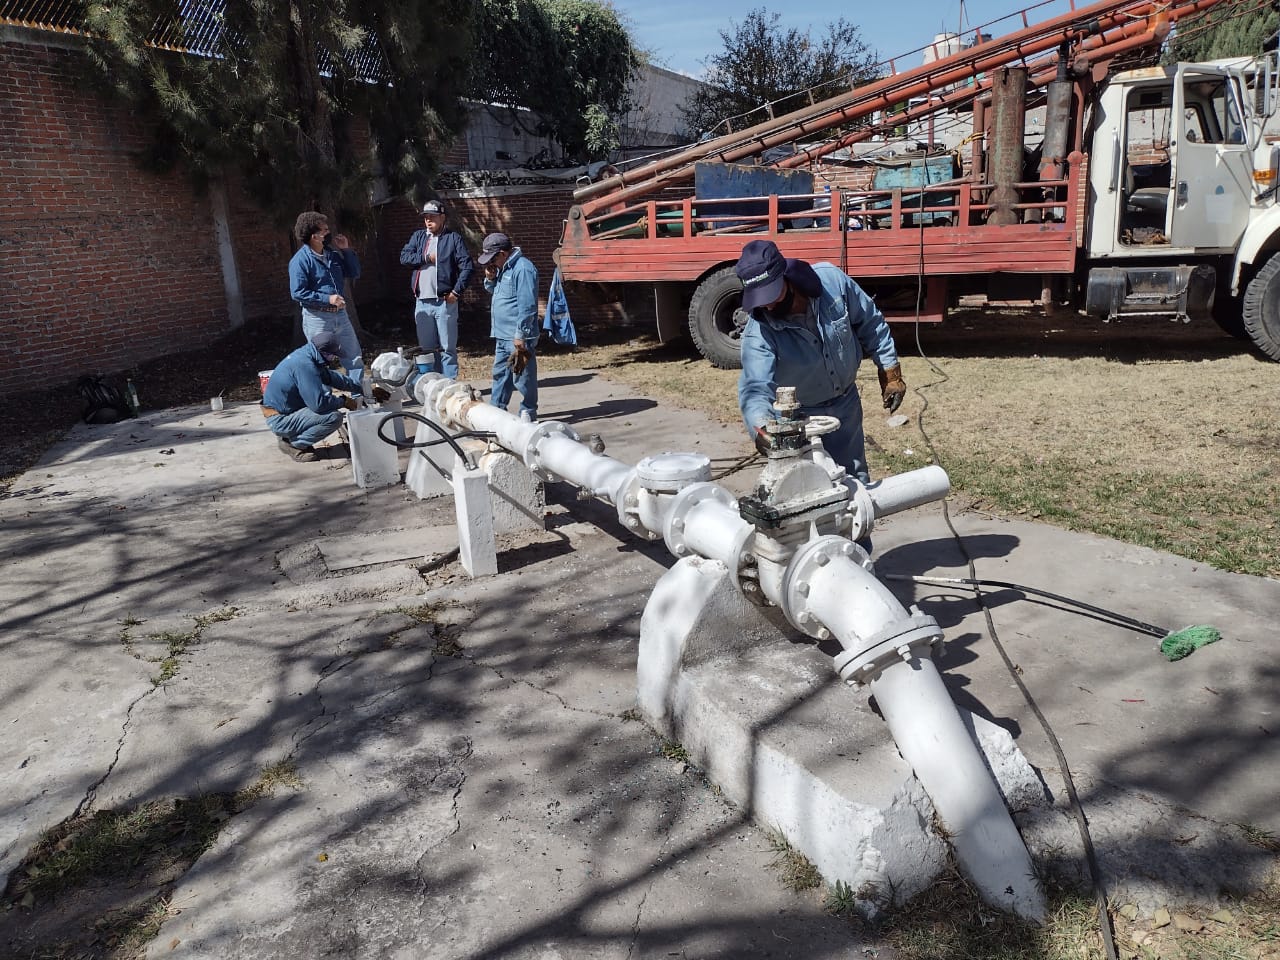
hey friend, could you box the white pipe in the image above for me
[535,435,635,504]
[872,657,1048,920]
[424,381,1043,920]
[798,552,1046,920]
[866,464,951,517]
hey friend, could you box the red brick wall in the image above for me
[0,31,377,399]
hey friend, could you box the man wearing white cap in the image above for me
[399,199,474,379]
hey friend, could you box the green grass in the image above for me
[5,759,304,957]
[766,830,822,893]
[874,448,1280,578]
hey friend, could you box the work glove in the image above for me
[371,386,391,404]
[341,396,360,411]
[753,426,775,457]
[508,342,531,376]
[878,364,907,414]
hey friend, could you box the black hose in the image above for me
[883,574,1168,639]
[374,410,492,465]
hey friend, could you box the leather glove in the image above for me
[878,364,907,413]
[341,396,360,411]
[371,386,391,404]
[753,426,775,457]
[508,343,531,376]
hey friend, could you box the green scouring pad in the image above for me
[1159,625,1222,662]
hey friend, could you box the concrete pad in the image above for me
[453,460,498,577]
[1,373,1276,957]
[480,449,547,533]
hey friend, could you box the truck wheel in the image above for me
[1241,254,1280,360]
[688,266,749,369]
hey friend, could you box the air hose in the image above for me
[374,410,495,469]
[883,574,1221,661]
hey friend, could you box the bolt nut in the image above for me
[815,627,830,640]
[671,518,685,531]
[674,545,687,556]
[796,582,810,597]
[841,543,855,556]
[815,553,831,567]
[798,612,812,624]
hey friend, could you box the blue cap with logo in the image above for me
[735,239,787,312]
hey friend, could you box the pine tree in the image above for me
[82,0,474,227]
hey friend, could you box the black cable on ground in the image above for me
[905,192,1119,958]
[883,574,1168,639]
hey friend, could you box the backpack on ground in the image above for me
[76,375,132,424]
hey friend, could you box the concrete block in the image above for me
[405,446,456,500]
[479,450,546,532]
[637,556,1049,915]
[453,461,497,577]
[403,408,460,501]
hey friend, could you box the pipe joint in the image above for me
[663,482,755,580]
[834,611,944,687]
[781,535,876,638]
[521,421,580,481]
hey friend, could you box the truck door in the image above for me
[1169,65,1254,251]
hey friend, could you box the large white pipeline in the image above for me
[415,376,1045,920]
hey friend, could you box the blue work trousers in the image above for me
[301,308,364,382]
[414,297,459,379]
[491,338,538,419]
[267,408,343,448]
[804,385,869,485]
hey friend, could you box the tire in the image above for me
[1241,253,1280,361]
[688,266,749,369]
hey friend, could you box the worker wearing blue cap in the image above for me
[735,239,906,485]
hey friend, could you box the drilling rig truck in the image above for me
[555,0,1280,366]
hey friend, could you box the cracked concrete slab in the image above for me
[1,369,1277,958]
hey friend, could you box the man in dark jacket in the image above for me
[262,332,386,462]
[399,199,474,379]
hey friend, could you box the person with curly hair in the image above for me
[288,210,365,382]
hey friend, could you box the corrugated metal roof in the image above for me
[1,0,389,81]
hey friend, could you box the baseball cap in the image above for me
[309,332,342,360]
[735,239,787,312]
[422,200,446,215]
[477,232,513,265]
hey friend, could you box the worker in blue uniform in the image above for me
[736,239,906,486]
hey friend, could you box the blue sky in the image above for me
[613,0,1084,77]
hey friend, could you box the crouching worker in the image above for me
[261,332,387,462]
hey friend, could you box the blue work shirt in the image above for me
[263,340,362,416]
[738,263,899,434]
[288,243,361,311]
[483,247,540,342]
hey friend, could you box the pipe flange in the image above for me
[413,372,445,407]
[848,479,876,541]
[636,452,711,493]
[663,482,754,580]
[832,612,944,687]
[614,470,661,540]
[521,421,580,481]
[781,535,874,640]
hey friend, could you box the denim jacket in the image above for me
[288,244,361,311]
[738,263,899,432]
[483,247,539,342]
[262,341,362,416]
[399,228,474,299]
